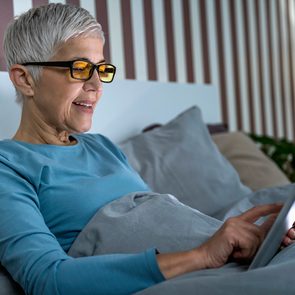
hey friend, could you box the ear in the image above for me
[9,64,35,97]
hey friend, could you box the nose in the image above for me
[83,68,102,92]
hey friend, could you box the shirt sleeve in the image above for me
[0,161,165,295]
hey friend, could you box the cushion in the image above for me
[0,265,24,295]
[212,132,290,191]
[142,123,228,135]
[119,106,251,217]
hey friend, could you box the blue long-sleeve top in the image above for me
[0,133,165,295]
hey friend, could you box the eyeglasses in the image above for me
[21,59,116,83]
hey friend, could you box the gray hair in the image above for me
[3,3,104,103]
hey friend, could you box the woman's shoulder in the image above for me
[0,139,22,161]
[0,139,47,160]
[0,140,40,187]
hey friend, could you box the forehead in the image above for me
[52,37,104,62]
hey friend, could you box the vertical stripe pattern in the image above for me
[242,0,255,133]
[199,0,210,83]
[66,0,80,6]
[164,0,176,82]
[0,0,13,70]
[32,0,48,7]
[182,0,194,83]
[254,0,266,135]
[229,0,243,130]
[121,0,135,79]
[266,0,278,137]
[287,0,295,140]
[276,0,287,138]
[1,0,295,140]
[215,0,228,126]
[95,0,110,62]
[143,0,157,80]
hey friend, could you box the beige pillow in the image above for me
[212,131,290,191]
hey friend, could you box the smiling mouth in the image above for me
[73,101,93,109]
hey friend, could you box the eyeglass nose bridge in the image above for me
[86,64,100,81]
[89,64,110,82]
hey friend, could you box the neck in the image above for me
[13,129,75,146]
[13,105,76,146]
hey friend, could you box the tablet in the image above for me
[248,193,295,270]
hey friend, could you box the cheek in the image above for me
[37,69,81,98]
[38,86,82,121]
[50,82,82,106]
[35,71,86,116]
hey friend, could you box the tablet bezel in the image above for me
[248,194,295,270]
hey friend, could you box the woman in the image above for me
[0,3,293,295]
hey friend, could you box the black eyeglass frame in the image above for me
[21,58,116,83]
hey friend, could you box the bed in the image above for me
[0,71,294,294]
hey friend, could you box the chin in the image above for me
[66,117,93,134]
[78,123,92,133]
[68,123,91,134]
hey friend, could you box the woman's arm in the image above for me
[0,162,164,295]
[157,204,281,279]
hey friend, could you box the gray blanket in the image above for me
[68,184,295,294]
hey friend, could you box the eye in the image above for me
[72,61,90,71]
[98,64,106,72]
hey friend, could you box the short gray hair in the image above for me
[3,3,104,102]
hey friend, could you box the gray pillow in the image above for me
[0,265,24,295]
[119,106,251,217]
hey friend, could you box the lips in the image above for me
[73,101,93,109]
[72,100,96,113]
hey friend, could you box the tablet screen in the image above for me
[248,194,295,270]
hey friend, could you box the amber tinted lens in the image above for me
[98,64,115,82]
[72,60,92,80]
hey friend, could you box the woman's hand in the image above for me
[282,223,295,247]
[157,204,282,279]
[196,204,282,269]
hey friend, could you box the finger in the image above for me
[281,236,295,247]
[224,217,264,243]
[239,204,282,222]
[238,204,282,223]
[259,213,278,235]
[280,228,295,247]
[232,232,261,259]
[223,220,263,258]
[236,221,263,241]
[288,228,295,240]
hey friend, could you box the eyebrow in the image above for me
[97,59,106,65]
[72,57,106,65]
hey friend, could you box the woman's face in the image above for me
[31,36,105,134]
